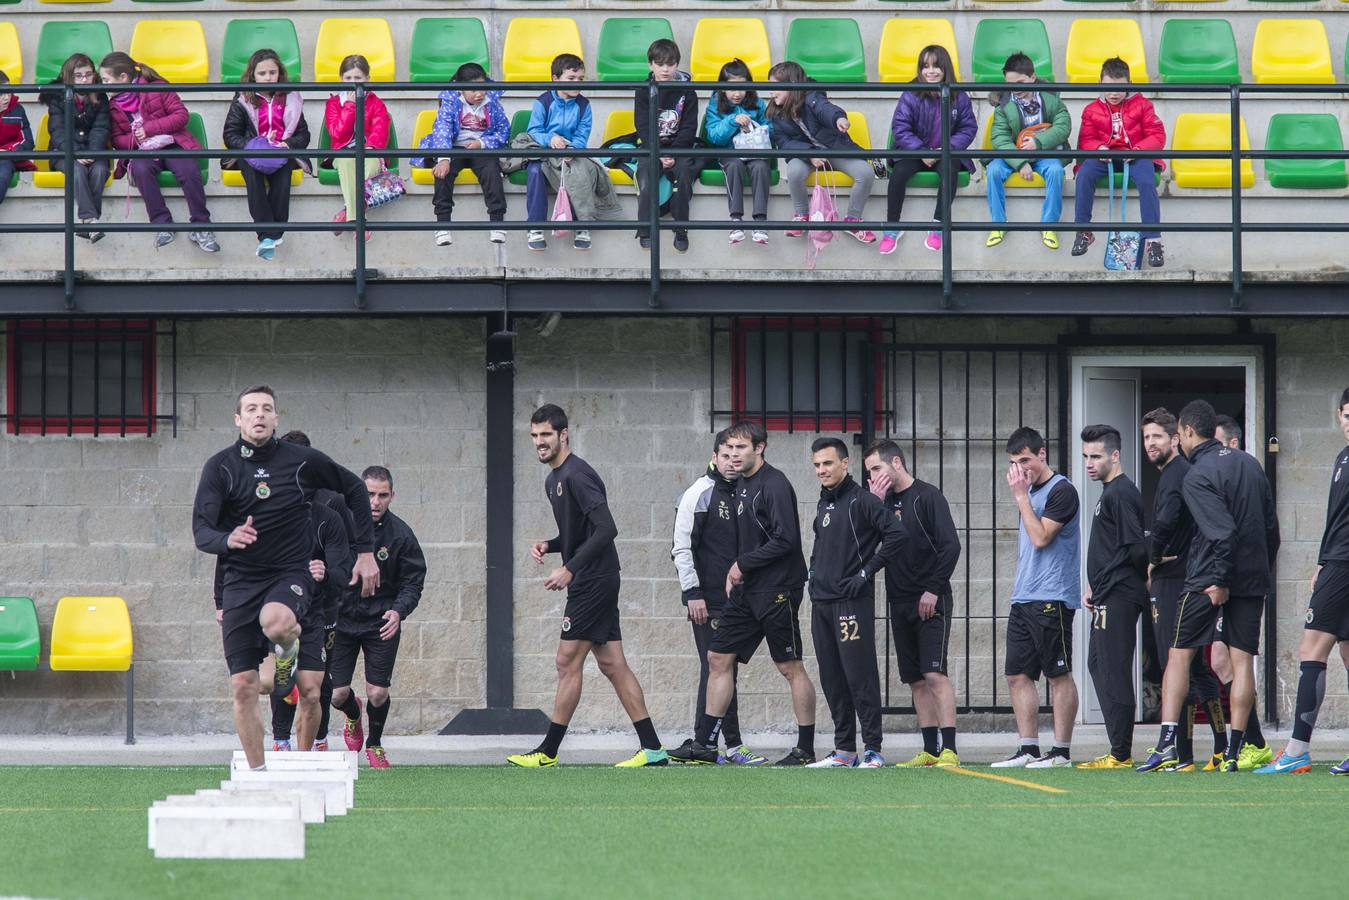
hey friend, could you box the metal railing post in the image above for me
[940,83,953,309]
[647,79,661,309]
[355,84,367,310]
[1230,85,1243,309]
[62,86,76,309]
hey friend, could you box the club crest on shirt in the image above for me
[893,501,903,521]
[377,546,389,562]
[822,512,831,528]
[255,482,271,499]
[1094,500,1102,517]
[240,445,254,458]
[290,584,302,597]
[555,482,563,497]
[1307,607,1315,624]
[1337,465,1344,484]
[709,617,720,630]
[737,501,744,515]
[561,616,571,632]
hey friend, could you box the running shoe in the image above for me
[934,749,960,768]
[785,215,807,238]
[489,229,507,244]
[673,230,689,253]
[985,229,1005,248]
[729,227,746,245]
[1169,761,1197,773]
[725,745,768,766]
[923,230,942,253]
[860,750,886,768]
[669,739,720,765]
[435,230,453,246]
[878,232,901,255]
[312,739,329,752]
[527,230,546,251]
[573,230,591,250]
[991,749,1038,769]
[1238,743,1274,771]
[190,231,220,253]
[843,217,876,243]
[1077,754,1133,769]
[751,230,769,244]
[1071,231,1095,257]
[895,750,939,768]
[1254,750,1311,774]
[1041,230,1059,250]
[506,750,557,768]
[342,696,364,751]
[272,640,299,697]
[155,231,174,249]
[1202,752,1225,772]
[615,748,669,768]
[271,739,291,752]
[365,746,390,769]
[806,751,859,768]
[1218,758,1240,773]
[256,237,276,261]
[332,207,347,236]
[1136,746,1178,773]
[1330,755,1349,775]
[1027,751,1071,768]
[775,747,816,766]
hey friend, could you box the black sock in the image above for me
[1205,698,1228,756]
[694,713,722,747]
[1226,728,1245,762]
[632,717,661,752]
[1158,722,1178,752]
[921,726,939,756]
[270,693,294,741]
[538,721,568,757]
[797,724,815,753]
[1244,706,1265,748]
[334,692,360,721]
[366,698,390,748]
[1019,742,1042,759]
[317,674,333,740]
[940,727,957,755]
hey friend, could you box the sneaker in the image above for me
[725,745,768,766]
[435,230,453,247]
[332,207,347,236]
[860,750,886,768]
[751,230,769,244]
[895,750,939,768]
[489,229,507,244]
[668,739,720,765]
[673,230,689,253]
[271,640,299,697]
[991,749,1038,769]
[1071,230,1095,257]
[729,227,746,245]
[1027,751,1071,768]
[844,216,877,243]
[1218,758,1240,773]
[312,738,328,752]
[1330,755,1349,775]
[924,230,942,252]
[282,684,299,706]
[256,238,276,261]
[1202,752,1224,772]
[506,750,557,768]
[638,232,651,250]
[1136,745,1178,773]
[1077,753,1133,769]
[190,231,220,253]
[78,218,105,243]
[365,746,390,769]
[527,230,547,251]
[1254,749,1312,774]
[615,747,669,768]
[985,229,1005,248]
[878,232,900,255]
[342,696,364,751]
[271,739,291,752]
[806,751,858,768]
[155,231,174,249]
[775,747,816,766]
[1238,743,1274,771]
[1169,761,1197,772]
[1147,241,1165,268]
[934,748,960,768]
[785,214,807,238]
[1041,230,1059,250]
[573,230,591,250]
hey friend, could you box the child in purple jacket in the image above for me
[881,45,977,256]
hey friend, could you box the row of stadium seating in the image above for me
[0,596,132,674]
[3,16,1349,85]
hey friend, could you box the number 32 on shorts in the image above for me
[839,616,860,641]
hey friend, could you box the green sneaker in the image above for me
[615,747,669,768]
[895,751,939,768]
[1237,743,1274,771]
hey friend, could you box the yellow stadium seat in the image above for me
[807,111,871,187]
[409,108,479,186]
[600,110,636,185]
[129,20,209,84]
[221,167,303,188]
[982,113,1047,188]
[314,18,396,83]
[690,18,771,82]
[32,115,115,189]
[879,19,960,83]
[50,596,132,672]
[503,18,582,83]
[1251,19,1334,84]
[38,0,112,4]
[0,22,21,84]
[1065,19,1148,84]
[1170,113,1255,189]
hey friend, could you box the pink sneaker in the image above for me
[366,746,390,769]
[343,696,364,751]
[785,214,807,238]
[878,232,900,255]
[924,230,942,252]
[332,207,347,236]
[844,217,877,244]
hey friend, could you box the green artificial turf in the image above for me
[1,764,1345,899]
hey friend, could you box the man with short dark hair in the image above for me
[329,465,426,769]
[1079,424,1149,768]
[509,404,667,767]
[804,437,904,768]
[863,439,962,767]
[1138,400,1280,773]
[1215,415,1243,451]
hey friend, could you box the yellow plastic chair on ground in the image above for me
[50,596,135,744]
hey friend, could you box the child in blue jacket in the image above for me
[524,53,593,251]
[703,59,772,245]
[412,63,509,247]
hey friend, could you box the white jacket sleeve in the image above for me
[672,475,712,594]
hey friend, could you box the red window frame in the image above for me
[6,319,158,435]
[730,316,884,432]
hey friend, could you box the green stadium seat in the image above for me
[785,19,865,83]
[0,21,22,83]
[5,170,15,189]
[220,19,302,83]
[0,598,41,672]
[35,20,114,85]
[37,0,111,4]
[0,0,20,5]
[697,117,780,188]
[157,113,210,187]
[1264,114,1348,189]
[597,18,673,82]
[1157,20,1239,84]
[884,133,972,188]
[507,109,532,186]
[318,118,399,186]
[409,18,490,83]
[971,19,1053,83]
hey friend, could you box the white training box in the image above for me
[230,749,359,778]
[227,768,355,814]
[206,786,326,823]
[148,794,304,859]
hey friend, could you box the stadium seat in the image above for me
[410,108,482,186]
[1251,19,1334,84]
[690,18,771,82]
[785,18,866,83]
[49,596,132,672]
[1170,114,1255,189]
[314,18,396,83]
[35,20,114,84]
[807,111,871,187]
[600,110,636,185]
[409,17,490,83]
[1065,19,1147,83]
[129,20,209,83]
[697,116,780,188]
[981,114,1054,188]
[879,19,960,83]
[37,0,111,4]
[220,19,302,84]
[971,19,1054,83]
[1157,20,1240,84]
[0,21,21,83]
[0,598,40,672]
[1264,114,1348,189]
[157,113,210,187]
[597,18,673,82]
[503,18,582,83]
[317,118,399,186]
[885,134,973,189]
[32,115,115,189]
[507,109,532,186]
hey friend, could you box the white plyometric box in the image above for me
[228,768,355,814]
[149,794,304,859]
[231,749,359,778]
[205,786,326,823]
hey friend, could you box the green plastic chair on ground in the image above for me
[1264,114,1348,189]
[596,18,673,82]
[971,19,1054,82]
[0,598,40,672]
[785,18,865,83]
[409,18,490,83]
[35,20,114,84]
[1157,19,1239,83]
[220,19,302,83]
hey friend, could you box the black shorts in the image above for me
[561,572,622,644]
[889,592,953,684]
[710,588,804,665]
[330,627,402,689]
[1150,576,1184,666]
[1215,595,1265,655]
[1307,561,1349,640]
[220,568,314,676]
[1005,602,1074,680]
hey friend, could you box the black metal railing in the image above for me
[1,78,1344,312]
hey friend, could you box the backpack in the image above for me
[1104,161,1141,271]
[806,168,840,270]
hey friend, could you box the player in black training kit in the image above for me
[1079,425,1150,768]
[863,439,962,768]
[803,438,904,769]
[1261,388,1349,775]
[193,386,378,770]
[1138,400,1280,773]
[508,405,667,768]
[329,466,425,769]
[1140,408,1227,771]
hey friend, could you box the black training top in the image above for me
[211,499,355,613]
[881,478,962,600]
[340,509,426,632]
[808,474,905,602]
[1148,453,1196,580]
[1318,445,1349,566]
[690,468,740,605]
[1087,475,1148,600]
[194,436,374,580]
[734,460,809,595]
[1181,439,1281,596]
[545,454,620,582]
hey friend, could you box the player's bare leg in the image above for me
[293,669,324,750]
[232,669,266,769]
[1048,673,1078,745]
[592,640,651,721]
[551,638,591,725]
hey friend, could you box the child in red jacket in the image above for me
[0,71,35,206]
[1071,57,1165,267]
[323,54,390,241]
